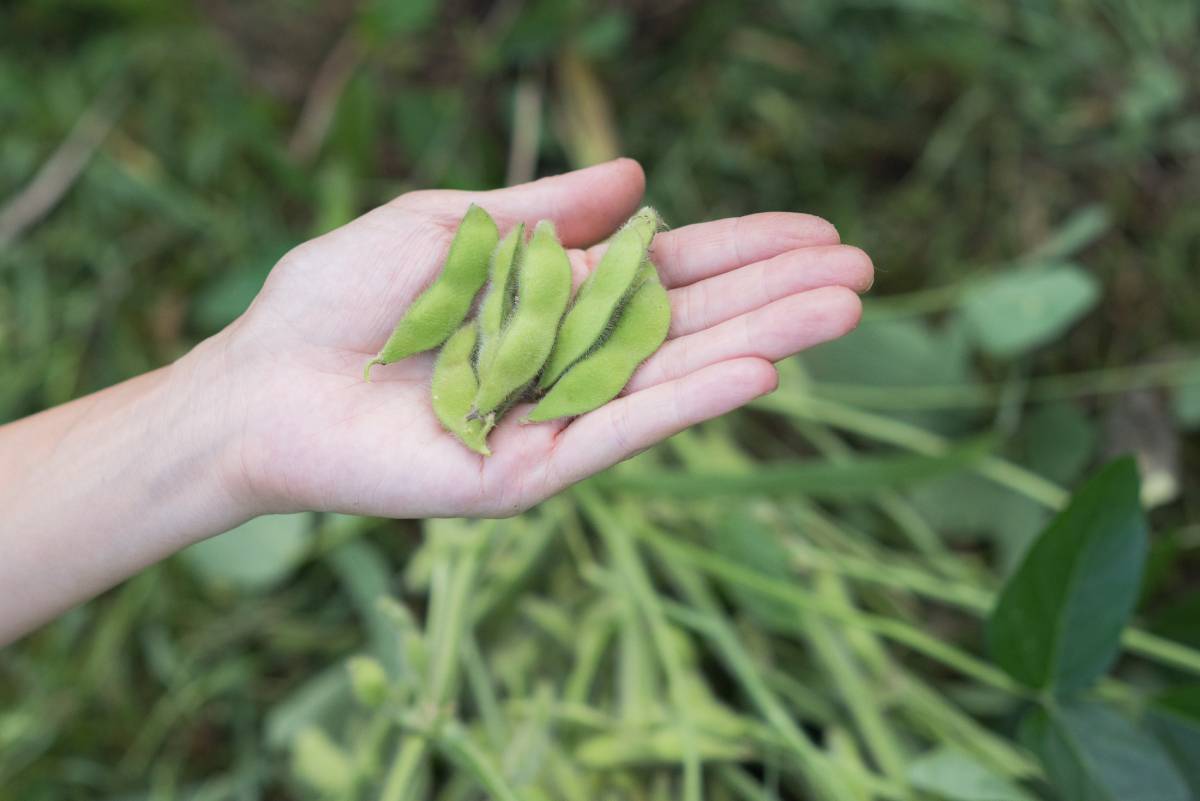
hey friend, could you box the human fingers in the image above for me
[627,285,862,393]
[665,244,873,337]
[641,212,840,289]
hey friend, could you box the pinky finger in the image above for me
[544,357,778,490]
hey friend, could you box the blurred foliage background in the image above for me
[2,1,1199,799]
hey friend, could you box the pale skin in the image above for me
[0,159,873,645]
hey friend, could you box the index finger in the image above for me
[636,212,840,289]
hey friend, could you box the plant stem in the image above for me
[379,524,488,801]
[808,356,1200,411]
[754,393,1068,509]
[638,526,1028,696]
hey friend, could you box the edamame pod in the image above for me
[364,204,499,380]
[475,223,524,376]
[431,322,491,455]
[526,269,670,422]
[538,207,662,389]
[472,220,572,417]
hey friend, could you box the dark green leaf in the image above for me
[1022,701,1189,801]
[1148,686,1200,796]
[987,458,1147,694]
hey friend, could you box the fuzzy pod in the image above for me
[472,220,573,417]
[431,322,492,455]
[474,223,525,376]
[539,206,663,389]
[364,204,499,379]
[526,270,670,422]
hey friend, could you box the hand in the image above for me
[209,159,872,518]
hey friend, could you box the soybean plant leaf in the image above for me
[800,316,977,433]
[357,0,439,40]
[803,317,974,388]
[705,506,794,629]
[1021,701,1189,801]
[181,514,314,593]
[986,458,1147,694]
[961,264,1099,358]
[576,10,632,59]
[1012,402,1096,486]
[909,472,1047,575]
[1148,686,1200,795]
[908,747,1036,801]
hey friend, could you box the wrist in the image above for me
[0,329,263,641]
[162,326,264,539]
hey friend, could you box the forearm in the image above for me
[0,335,251,644]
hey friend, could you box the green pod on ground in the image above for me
[539,207,662,389]
[472,220,573,417]
[431,322,491,455]
[364,204,499,380]
[474,223,525,376]
[526,269,670,422]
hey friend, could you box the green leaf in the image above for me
[907,746,1036,801]
[803,317,974,389]
[987,458,1147,694]
[1148,686,1200,795]
[1012,402,1096,486]
[705,506,794,629]
[357,0,439,40]
[180,514,314,593]
[908,472,1048,574]
[1022,701,1189,801]
[961,264,1100,358]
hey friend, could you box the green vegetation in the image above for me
[2,1,1198,799]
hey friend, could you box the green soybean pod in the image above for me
[538,207,662,389]
[525,269,670,422]
[364,204,499,380]
[474,223,525,376]
[431,323,491,455]
[472,220,572,417]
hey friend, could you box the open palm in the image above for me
[221,159,872,518]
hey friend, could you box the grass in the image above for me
[2,0,1199,799]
